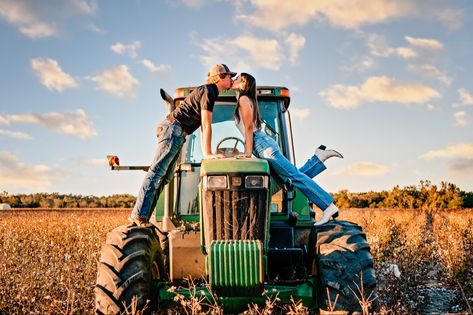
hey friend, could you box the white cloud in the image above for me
[175,0,207,8]
[285,33,306,65]
[196,33,300,71]
[290,108,310,120]
[0,0,97,39]
[335,162,389,176]
[419,143,473,160]
[320,76,440,109]
[111,41,141,59]
[31,58,78,92]
[5,109,96,140]
[72,0,98,15]
[19,22,57,38]
[0,0,57,38]
[141,59,172,75]
[237,0,417,31]
[366,34,445,62]
[86,23,105,34]
[0,115,8,125]
[454,111,467,128]
[341,57,375,73]
[238,1,460,32]
[0,129,32,140]
[436,8,464,31]
[394,47,418,59]
[366,34,418,59]
[0,151,56,191]
[458,88,473,106]
[230,35,284,70]
[449,159,473,178]
[319,84,364,109]
[90,65,139,98]
[404,36,443,51]
[82,158,107,167]
[408,64,451,86]
[427,104,440,112]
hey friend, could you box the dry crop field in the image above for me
[0,208,472,314]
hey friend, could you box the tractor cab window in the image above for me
[175,100,284,216]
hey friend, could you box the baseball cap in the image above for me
[208,64,237,78]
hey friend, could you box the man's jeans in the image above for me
[132,120,186,220]
[253,130,334,211]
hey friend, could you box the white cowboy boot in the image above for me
[313,203,339,226]
[315,145,343,163]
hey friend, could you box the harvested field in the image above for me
[0,208,472,314]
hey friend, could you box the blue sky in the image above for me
[0,0,472,196]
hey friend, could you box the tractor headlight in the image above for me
[206,175,227,189]
[245,175,268,189]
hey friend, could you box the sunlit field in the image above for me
[1,209,472,314]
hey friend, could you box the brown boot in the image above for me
[128,214,151,227]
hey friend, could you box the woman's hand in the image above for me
[236,153,252,159]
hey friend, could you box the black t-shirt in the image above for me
[170,84,219,134]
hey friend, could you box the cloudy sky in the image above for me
[0,0,472,195]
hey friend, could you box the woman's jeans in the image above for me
[131,119,186,220]
[253,130,334,211]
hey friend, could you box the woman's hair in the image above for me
[235,73,262,129]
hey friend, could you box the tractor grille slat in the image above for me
[203,189,268,252]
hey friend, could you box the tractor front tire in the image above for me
[95,225,165,315]
[310,220,377,313]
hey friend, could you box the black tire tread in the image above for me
[95,225,163,315]
[313,220,377,313]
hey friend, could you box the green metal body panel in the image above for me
[200,157,270,175]
[154,186,165,218]
[207,240,264,296]
[154,277,318,313]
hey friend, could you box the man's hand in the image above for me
[204,153,225,159]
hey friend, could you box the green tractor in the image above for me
[95,86,377,314]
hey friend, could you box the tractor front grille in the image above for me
[202,189,268,251]
[208,240,264,296]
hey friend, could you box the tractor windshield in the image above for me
[176,100,285,216]
[181,101,282,164]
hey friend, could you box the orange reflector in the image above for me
[279,89,290,97]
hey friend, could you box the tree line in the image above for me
[1,180,472,210]
[0,192,136,209]
[332,180,473,210]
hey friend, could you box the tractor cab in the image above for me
[169,86,306,219]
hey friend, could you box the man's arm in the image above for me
[201,109,223,159]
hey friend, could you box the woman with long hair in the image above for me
[232,73,342,225]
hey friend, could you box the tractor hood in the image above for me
[200,158,269,176]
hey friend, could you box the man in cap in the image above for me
[129,64,236,226]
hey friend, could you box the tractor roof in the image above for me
[174,86,291,111]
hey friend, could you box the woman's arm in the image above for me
[238,96,254,157]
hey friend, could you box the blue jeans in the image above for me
[253,130,334,211]
[300,154,326,178]
[132,120,186,220]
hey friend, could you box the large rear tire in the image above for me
[310,220,377,313]
[95,225,165,315]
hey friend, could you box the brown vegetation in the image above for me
[1,208,472,314]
